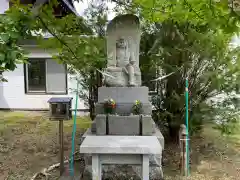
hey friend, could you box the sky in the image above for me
[73,0,116,20]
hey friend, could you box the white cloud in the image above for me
[73,0,89,16]
[73,0,116,20]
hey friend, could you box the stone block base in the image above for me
[93,114,155,136]
[108,115,140,135]
[98,86,149,103]
[95,102,152,116]
[142,115,155,135]
[95,114,107,135]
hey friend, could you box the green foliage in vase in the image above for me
[132,100,143,115]
[103,98,116,114]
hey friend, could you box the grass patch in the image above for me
[64,116,92,132]
[0,111,32,131]
[0,111,92,133]
[0,111,91,180]
[1,111,27,118]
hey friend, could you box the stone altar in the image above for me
[80,136,162,180]
[80,14,164,180]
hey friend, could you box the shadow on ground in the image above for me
[162,124,240,180]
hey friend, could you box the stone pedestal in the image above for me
[80,136,163,180]
[95,114,107,135]
[80,86,164,179]
[81,126,165,153]
[80,128,164,180]
[108,115,140,135]
[142,115,156,135]
[96,86,152,116]
[98,86,149,103]
[80,14,164,179]
[93,114,155,136]
[95,102,152,115]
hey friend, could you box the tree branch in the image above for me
[111,0,165,13]
[36,13,80,62]
[183,0,204,20]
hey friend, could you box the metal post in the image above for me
[180,135,187,176]
[179,124,189,176]
[185,78,190,176]
[59,120,64,176]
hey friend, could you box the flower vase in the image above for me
[104,105,116,114]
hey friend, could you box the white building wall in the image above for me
[0,1,88,114]
[0,46,88,112]
[0,0,9,14]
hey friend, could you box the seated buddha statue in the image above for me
[104,37,141,87]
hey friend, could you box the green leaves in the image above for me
[0,53,5,62]
[131,0,239,34]
[0,1,34,73]
[0,33,10,43]
[131,0,240,135]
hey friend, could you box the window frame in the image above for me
[24,58,68,95]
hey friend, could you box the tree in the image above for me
[111,0,240,138]
[1,1,106,114]
[5,0,109,119]
[34,1,108,119]
[0,2,34,80]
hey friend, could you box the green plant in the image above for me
[132,100,143,115]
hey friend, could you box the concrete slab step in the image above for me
[59,175,82,180]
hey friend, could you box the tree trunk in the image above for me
[89,70,103,121]
[167,117,180,142]
[89,71,95,121]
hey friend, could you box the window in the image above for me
[27,59,46,91]
[25,58,67,94]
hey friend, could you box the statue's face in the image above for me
[116,38,126,48]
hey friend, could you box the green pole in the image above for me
[185,78,190,176]
[70,82,79,176]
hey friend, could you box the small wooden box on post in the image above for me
[48,97,73,121]
[47,97,73,176]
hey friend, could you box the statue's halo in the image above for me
[107,14,140,31]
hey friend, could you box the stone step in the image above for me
[79,135,163,180]
[82,165,164,180]
[80,126,164,151]
[59,176,82,180]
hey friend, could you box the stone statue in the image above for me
[104,14,142,87]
